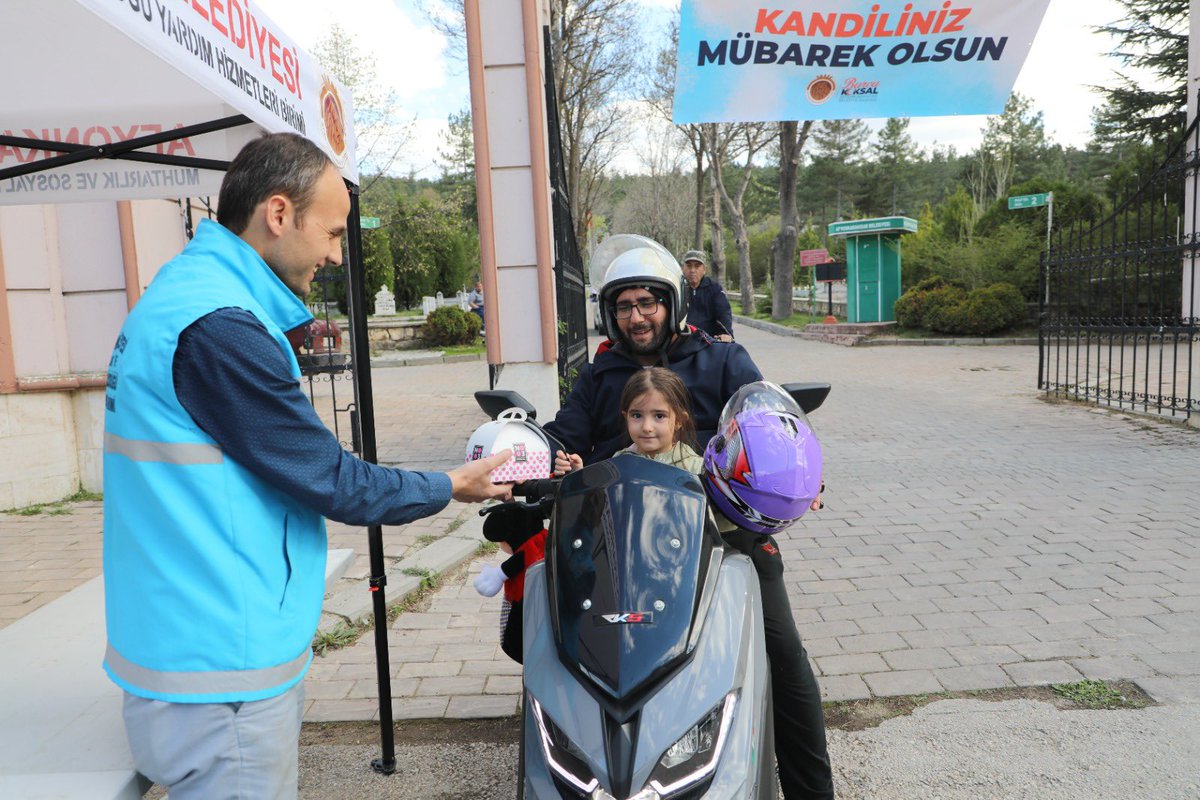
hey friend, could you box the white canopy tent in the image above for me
[0,0,409,788]
[1,0,357,203]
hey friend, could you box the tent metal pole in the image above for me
[0,134,231,172]
[0,114,252,181]
[343,184,397,775]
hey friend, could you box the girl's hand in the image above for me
[810,479,826,512]
[553,450,583,476]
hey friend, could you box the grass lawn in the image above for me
[439,342,486,356]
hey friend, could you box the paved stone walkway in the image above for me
[304,327,1200,718]
[2,327,1197,724]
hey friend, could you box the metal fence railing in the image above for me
[1039,117,1200,423]
[544,26,589,402]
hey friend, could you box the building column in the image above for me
[465,0,560,417]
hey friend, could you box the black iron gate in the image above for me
[296,265,360,452]
[544,27,589,401]
[1039,118,1200,423]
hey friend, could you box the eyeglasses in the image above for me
[612,298,663,319]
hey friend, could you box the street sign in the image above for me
[799,248,829,267]
[1008,192,1051,210]
[828,216,918,237]
[814,262,846,283]
[361,216,382,229]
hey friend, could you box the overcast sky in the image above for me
[255,0,1138,177]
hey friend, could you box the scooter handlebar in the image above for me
[512,479,561,503]
[478,478,561,518]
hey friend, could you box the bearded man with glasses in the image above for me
[544,237,761,467]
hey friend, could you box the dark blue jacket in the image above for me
[686,276,734,338]
[174,308,451,525]
[544,331,762,464]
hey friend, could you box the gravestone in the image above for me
[374,285,396,317]
[421,296,438,315]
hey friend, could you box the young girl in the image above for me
[554,367,703,476]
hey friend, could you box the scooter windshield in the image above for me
[549,454,714,698]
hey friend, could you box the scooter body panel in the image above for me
[521,459,773,798]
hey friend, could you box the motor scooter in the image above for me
[475,383,829,800]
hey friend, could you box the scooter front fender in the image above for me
[521,555,771,799]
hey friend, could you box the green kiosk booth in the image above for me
[828,216,918,323]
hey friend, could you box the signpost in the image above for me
[1008,192,1053,249]
[361,216,382,229]
[814,261,846,321]
[799,248,829,267]
[1009,192,1054,302]
[800,249,838,321]
[1007,192,1050,210]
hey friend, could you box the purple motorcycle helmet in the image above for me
[702,381,822,534]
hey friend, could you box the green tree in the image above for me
[864,118,921,216]
[807,119,869,221]
[771,120,814,319]
[361,226,394,313]
[386,193,474,308]
[1093,0,1187,145]
[938,185,981,243]
[312,24,411,185]
[968,94,1051,207]
[438,108,477,219]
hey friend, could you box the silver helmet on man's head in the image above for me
[589,235,688,341]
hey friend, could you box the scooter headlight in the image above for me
[646,692,737,797]
[530,695,600,795]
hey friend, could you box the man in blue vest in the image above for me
[102,133,512,799]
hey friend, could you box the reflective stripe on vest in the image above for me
[105,432,223,465]
[105,642,310,696]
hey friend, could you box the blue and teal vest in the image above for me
[102,219,322,703]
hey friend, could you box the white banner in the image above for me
[0,0,357,205]
[674,0,1050,124]
[0,110,257,204]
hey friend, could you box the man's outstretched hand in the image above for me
[448,449,514,502]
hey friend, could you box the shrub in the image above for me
[424,306,480,346]
[956,282,1026,334]
[894,280,1025,335]
[893,277,966,329]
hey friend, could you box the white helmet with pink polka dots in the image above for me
[465,408,552,482]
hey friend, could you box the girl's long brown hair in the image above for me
[619,367,698,450]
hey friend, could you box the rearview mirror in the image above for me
[780,382,831,415]
[475,390,537,420]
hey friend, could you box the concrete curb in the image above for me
[319,510,488,632]
[370,351,485,369]
[326,548,355,587]
[860,337,1039,347]
[732,314,1037,347]
[733,314,807,338]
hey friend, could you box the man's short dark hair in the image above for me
[217,133,334,235]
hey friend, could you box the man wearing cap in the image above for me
[681,249,734,342]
